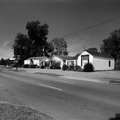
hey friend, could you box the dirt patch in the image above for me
[0,102,57,120]
[103,78,120,81]
[109,80,120,85]
[101,78,120,85]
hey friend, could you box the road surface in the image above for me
[0,67,120,120]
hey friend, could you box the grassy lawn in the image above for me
[0,102,57,120]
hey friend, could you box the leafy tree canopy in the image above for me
[0,58,6,65]
[13,33,31,65]
[13,33,30,56]
[13,21,49,56]
[100,28,120,60]
[86,47,99,53]
[13,20,49,65]
[26,21,48,45]
[49,38,68,55]
[26,21,49,57]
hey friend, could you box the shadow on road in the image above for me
[109,113,120,120]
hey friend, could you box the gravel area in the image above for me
[0,102,57,120]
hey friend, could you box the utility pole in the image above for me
[14,47,18,71]
[43,46,45,56]
[15,55,18,71]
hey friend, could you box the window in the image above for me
[109,60,111,67]
[81,55,89,61]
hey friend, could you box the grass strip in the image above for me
[0,102,57,120]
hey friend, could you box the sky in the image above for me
[0,0,120,59]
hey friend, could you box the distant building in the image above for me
[9,58,15,61]
[24,51,115,70]
[9,57,16,65]
[24,56,50,67]
[52,55,77,68]
[77,50,115,70]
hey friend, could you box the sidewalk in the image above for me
[18,68,120,84]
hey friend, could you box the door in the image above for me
[81,55,89,68]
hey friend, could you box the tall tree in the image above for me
[86,47,99,53]
[26,20,49,56]
[13,20,49,65]
[13,33,30,65]
[13,33,30,57]
[100,28,120,61]
[0,58,6,65]
[49,38,68,55]
[100,28,120,69]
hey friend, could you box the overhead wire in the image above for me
[61,15,120,38]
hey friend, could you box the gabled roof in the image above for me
[73,53,81,59]
[26,56,48,61]
[86,50,114,59]
[53,55,76,60]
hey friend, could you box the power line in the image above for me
[62,15,120,38]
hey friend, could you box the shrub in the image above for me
[45,62,49,68]
[55,66,61,69]
[74,65,82,72]
[30,64,37,68]
[23,64,30,68]
[62,64,68,71]
[50,66,54,69]
[68,65,74,71]
[109,113,120,120]
[83,63,94,72]
[55,62,61,69]
[41,65,45,69]
[50,61,61,69]
[115,59,120,70]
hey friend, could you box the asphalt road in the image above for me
[0,67,120,120]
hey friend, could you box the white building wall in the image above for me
[77,56,81,66]
[52,56,63,68]
[110,59,115,69]
[77,51,114,70]
[24,59,39,66]
[52,56,61,61]
[33,60,40,66]
[66,60,77,66]
[24,60,30,65]
[93,57,114,70]
[77,51,93,68]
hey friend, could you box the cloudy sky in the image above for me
[0,0,120,58]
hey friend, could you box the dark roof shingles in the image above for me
[86,51,114,59]
[27,56,47,60]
